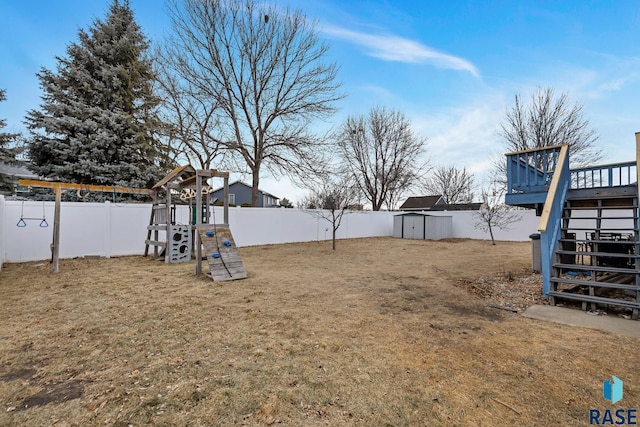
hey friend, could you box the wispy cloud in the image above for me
[322,25,479,78]
[410,97,507,184]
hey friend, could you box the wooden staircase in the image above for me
[504,135,640,320]
[549,187,640,319]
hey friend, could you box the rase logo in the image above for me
[589,376,637,426]
[604,376,624,404]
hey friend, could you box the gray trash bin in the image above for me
[529,233,541,272]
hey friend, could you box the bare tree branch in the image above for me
[337,106,429,211]
[162,0,343,205]
[302,173,360,250]
[496,87,601,182]
[474,183,522,245]
[424,165,474,204]
[154,53,227,169]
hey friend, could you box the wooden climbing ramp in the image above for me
[197,225,247,282]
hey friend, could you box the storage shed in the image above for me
[393,213,453,240]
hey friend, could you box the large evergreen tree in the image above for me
[26,0,166,188]
[1,88,23,193]
[0,89,20,163]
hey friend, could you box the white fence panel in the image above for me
[339,211,394,239]
[228,207,319,246]
[0,200,540,266]
[59,203,107,258]
[3,200,55,263]
[0,196,5,270]
[425,210,540,241]
[108,203,156,257]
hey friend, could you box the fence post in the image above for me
[104,201,112,258]
[0,195,4,271]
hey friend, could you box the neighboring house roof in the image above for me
[211,180,279,200]
[0,160,38,179]
[430,203,483,211]
[399,195,444,210]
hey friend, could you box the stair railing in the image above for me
[538,145,570,297]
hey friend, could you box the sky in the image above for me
[1,0,640,205]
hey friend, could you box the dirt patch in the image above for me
[0,369,36,382]
[445,302,505,321]
[19,379,87,410]
[0,237,638,426]
[455,268,548,313]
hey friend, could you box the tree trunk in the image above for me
[332,210,337,250]
[251,168,260,207]
[489,223,496,245]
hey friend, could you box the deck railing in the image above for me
[570,161,637,189]
[506,145,563,195]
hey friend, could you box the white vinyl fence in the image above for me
[0,195,540,269]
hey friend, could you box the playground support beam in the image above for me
[18,179,153,273]
[18,180,154,196]
[194,170,230,276]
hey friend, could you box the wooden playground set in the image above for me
[18,166,246,282]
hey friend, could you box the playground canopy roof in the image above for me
[152,165,230,190]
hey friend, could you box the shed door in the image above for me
[403,216,424,239]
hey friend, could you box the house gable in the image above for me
[210,181,279,207]
[399,195,444,211]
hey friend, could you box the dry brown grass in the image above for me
[0,237,638,426]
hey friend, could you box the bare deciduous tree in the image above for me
[153,62,224,170]
[162,0,342,205]
[474,183,522,245]
[424,165,474,204]
[500,87,601,165]
[302,174,359,250]
[337,106,428,211]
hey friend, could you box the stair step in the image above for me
[561,227,636,231]
[145,240,167,248]
[555,250,640,258]
[551,277,640,291]
[565,204,638,210]
[562,216,636,220]
[147,225,168,231]
[559,238,639,245]
[547,291,640,309]
[552,263,638,274]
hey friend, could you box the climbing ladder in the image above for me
[198,225,247,281]
[144,197,169,259]
[505,135,640,319]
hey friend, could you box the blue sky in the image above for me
[1,1,639,203]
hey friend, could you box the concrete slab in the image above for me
[522,305,640,338]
